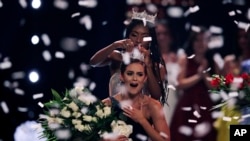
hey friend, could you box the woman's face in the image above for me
[238,29,248,50]
[193,32,209,55]
[120,62,147,95]
[128,24,150,49]
[155,23,172,48]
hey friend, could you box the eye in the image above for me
[137,72,144,76]
[126,72,133,76]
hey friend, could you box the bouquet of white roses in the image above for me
[39,87,133,141]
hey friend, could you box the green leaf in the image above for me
[51,89,62,101]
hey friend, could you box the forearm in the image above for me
[178,73,202,89]
[139,119,170,141]
[90,43,118,67]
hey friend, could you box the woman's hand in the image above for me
[122,106,146,123]
[114,39,134,52]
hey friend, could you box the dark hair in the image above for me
[123,19,168,104]
[155,19,178,53]
[120,58,147,75]
[183,26,209,56]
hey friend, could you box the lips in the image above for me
[130,83,138,87]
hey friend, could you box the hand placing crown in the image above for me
[131,8,157,25]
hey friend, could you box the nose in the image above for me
[132,75,137,80]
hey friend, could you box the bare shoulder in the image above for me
[147,97,162,110]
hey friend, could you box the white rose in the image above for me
[68,102,79,112]
[72,112,82,118]
[75,87,84,95]
[60,107,71,118]
[55,117,64,124]
[103,106,111,116]
[111,120,133,137]
[95,109,104,118]
[83,115,93,122]
[75,124,84,132]
[72,119,82,125]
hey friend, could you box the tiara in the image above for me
[131,9,157,25]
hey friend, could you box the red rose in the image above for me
[241,72,249,80]
[210,77,221,88]
[225,73,234,85]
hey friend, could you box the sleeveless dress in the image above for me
[170,59,217,141]
[109,97,152,141]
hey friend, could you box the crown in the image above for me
[131,9,157,25]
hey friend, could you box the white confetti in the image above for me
[68,69,75,79]
[78,0,97,8]
[194,122,211,138]
[78,39,87,47]
[181,106,192,111]
[222,116,232,121]
[200,106,207,110]
[1,101,9,114]
[209,25,223,34]
[167,6,183,18]
[11,71,25,79]
[55,51,65,59]
[143,36,152,42]
[247,8,250,21]
[135,133,147,141]
[79,15,92,30]
[167,84,176,91]
[0,60,12,69]
[211,111,223,119]
[178,125,193,136]
[38,102,44,108]
[14,88,25,95]
[80,63,90,74]
[188,119,197,123]
[237,21,250,32]
[42,50,52,62]
[33,93,44,99]
[193,110,201,118]
[19,0,27,8]
[17,107,28,112]
[89,82,96,91]
[208,35,224,49]
[71,12,81,18]
[126,0,143,5]
[41,33,51,46]
[187,54,195,59]
[213,53,224,70]
[54,0,69,10]
[228,10,236,16]
[159,131,169,139]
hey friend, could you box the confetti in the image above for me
[53,0,69,10]
[228,10,236,16]
[42,50,52,62]
[33,93,44,99]
[143,37,152,42]
[1,101,9,114]
[187,54,195,59]
[166,6,183,18]
[41,33,51,46]
[188,119,197,123]
[0,60,12,70]
[79,15,92,30]
[17,107,28,112]
[14,88,25,95]
[178,125,193,136]
[55,51,65,59]
[71,12,81,18]
[193,110,201,118]
[135,133,147,141]
[38,102,44,108]
[78,0,97,8]
[19,0,27,8]
[11,71,25,80]
[194,122,211,138]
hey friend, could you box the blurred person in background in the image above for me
[155,18,183,126]
[170,26,217,141]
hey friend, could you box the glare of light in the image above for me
[0,0,3,8]
[28,71,39,83]
[31,0,41,9]
[31,35,40,45]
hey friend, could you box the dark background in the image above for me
[0,0,249,140]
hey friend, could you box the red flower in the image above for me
[210,77,221,88]
[241,72,249,81]
[225,73,234,85]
